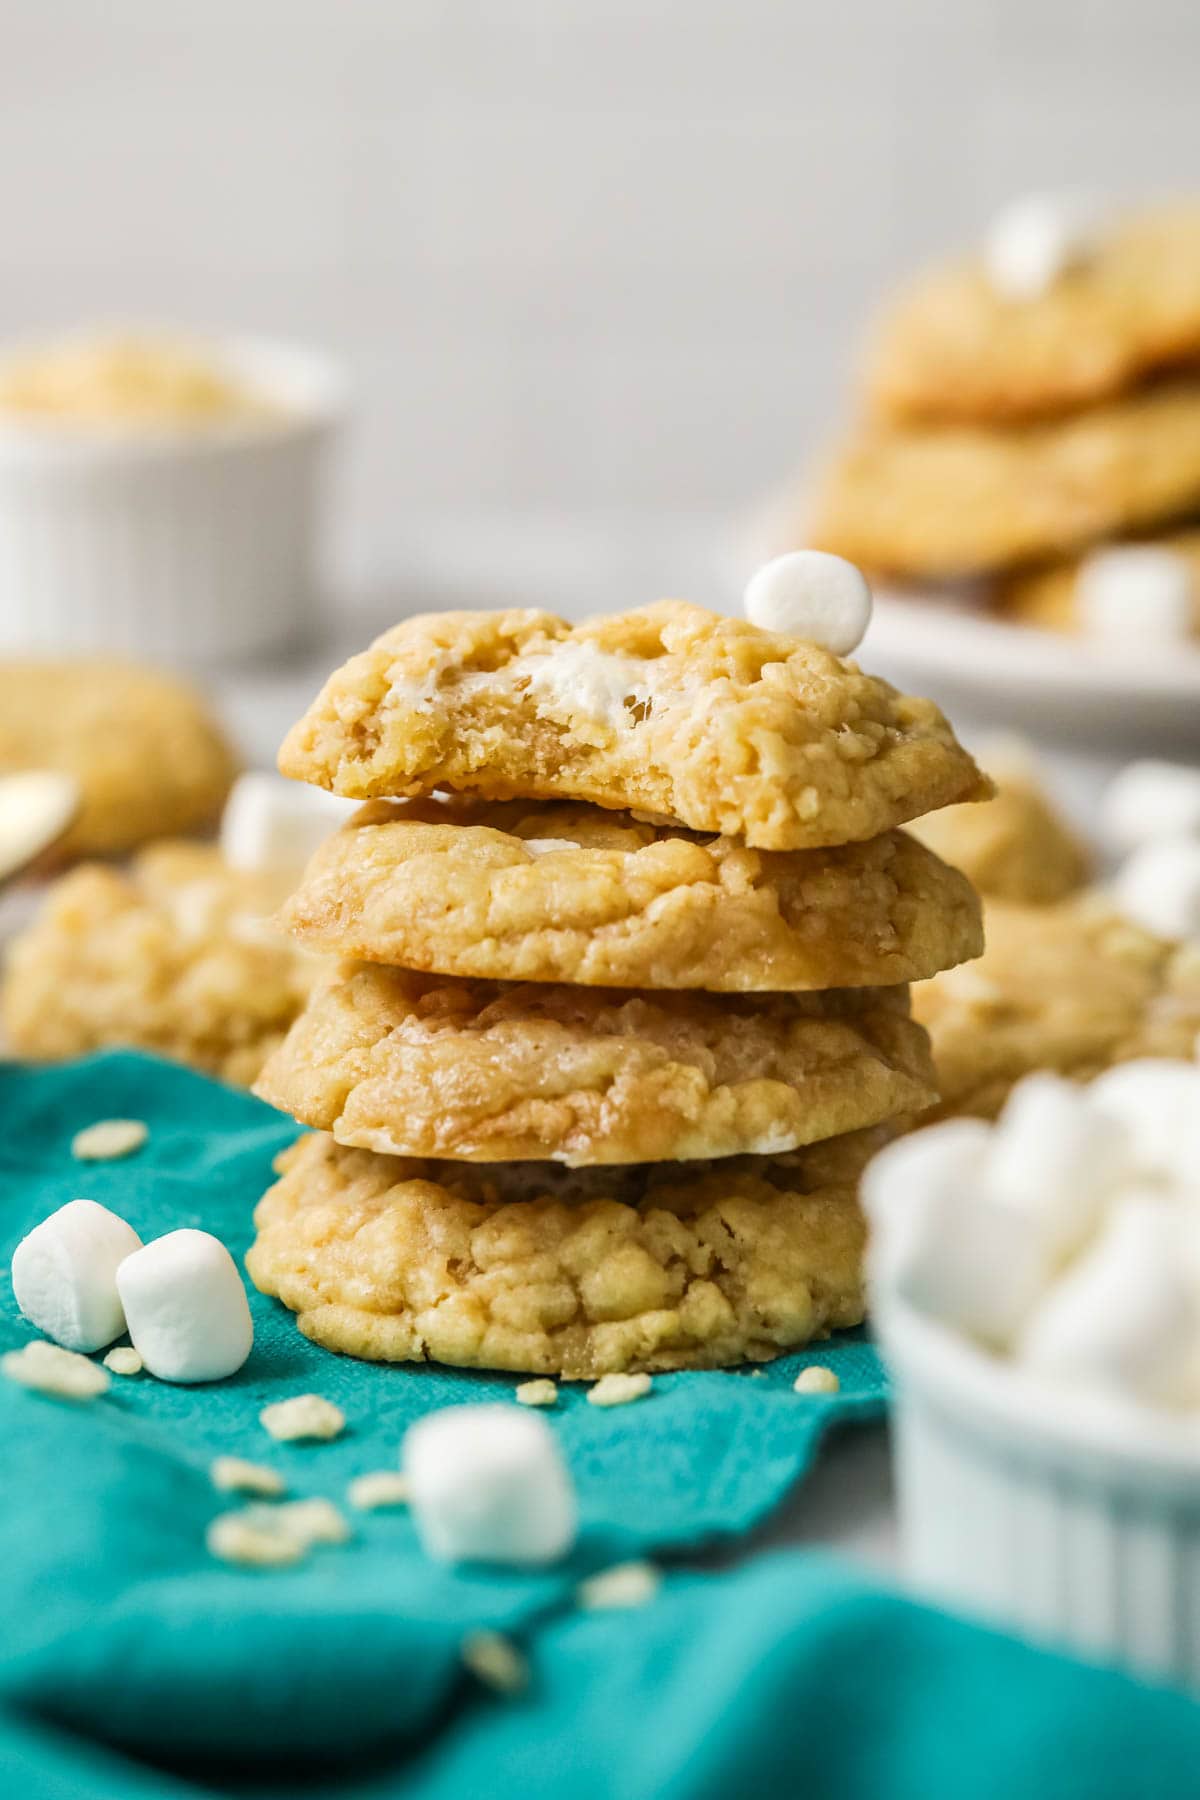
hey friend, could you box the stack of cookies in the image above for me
[247,600,986,1379]
[777,199,1200,644]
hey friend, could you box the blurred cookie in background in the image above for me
[994,531,1200,644]
[0,659,238,862]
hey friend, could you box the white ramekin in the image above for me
[877,1297,1200,1691]
[0,335,344,664]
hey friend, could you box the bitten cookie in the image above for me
[914,896,1200,1121]
[804,381,1200,579]
[278,602,988,850]
[277,796,983,992]
[2,843,321,1086]
[252,964,936,1166]
[0,660,238,860]
[247,1127,884,1377]
[863,203,1200,425]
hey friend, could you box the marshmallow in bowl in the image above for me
[1076,547,1195,644]
[1102,760,1200,853]
[742,551,873,657]
[11,1199,142,1353]
[116,1229,253,1383]
[867,1061,1200,1411]
[982,192,1104,301]
[402,1403,577,1567]
[1111,836,1200,942]
[220,772,357,875]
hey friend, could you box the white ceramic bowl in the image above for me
[0,335,344,664]
[878,1296,1200,1690]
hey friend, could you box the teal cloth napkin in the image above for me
[0,1052,885,1764]
[3,1053,1198,1799]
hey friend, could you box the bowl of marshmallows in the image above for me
[866,1059,1200,1692]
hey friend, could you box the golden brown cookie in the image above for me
[804,382,1200,580]
[277,796,983,992]
[907,755,1090,905]
[278,602,988,850]
[247,1127,883,1376]
[2,843,321,1086]
[994,529,1200,638]
[253,964,935,1166]
[864,204,1200,425]
[0,660,238,860]
[913,896,1200,1121]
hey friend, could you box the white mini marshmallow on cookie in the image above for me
[220,772,357,875]
[1077,547,1195,646]
[1102,760,1200,853]
[116,1229,253,1383]
[0,771,80,882]
[982,191,1103,301]
[1111,836,1200,942]
[11,1199,142,1353]
[403,1403,577,1567]
[743,551,873,657]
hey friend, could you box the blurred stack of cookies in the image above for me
[775,198,1200,647]
[247,599,986,1378]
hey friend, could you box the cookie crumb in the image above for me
[749,1368,767,1379]
[347,1471,410,1511]
[515,1378,558,1408]
[460,1630,529,1697]
[793,1365,840,1396]
[71,1118,148,1162]
[577,1560,661,1612]
[260,1393,345,1442]
[268,1497,350,1547]
[102,1345,143,1376]
[211,1455,286,1497]
[2,1339,110,1400]
[206,1510,305,1568]
[588,1372,652,1408]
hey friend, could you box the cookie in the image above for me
[0,660,238,860]
[908,756,1090,905]
[804,381,1200,579]
[247,1127,883,1377]
[913,896,1200,1121]
[277,602,988,851]
[253,964,935,1166]
[994,529,1200,638]
[277,796,983,992]
[864,203,1200,425]
[2,843,321,1086]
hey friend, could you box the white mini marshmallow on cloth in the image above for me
[743,551,873,657]
[1111,836,1200,942]
[403,1403,577,1567]
[986,1074,1130,1256]
[11,1199,142,1353]
[1077,547,1195,646]
[1018,1198,1200,1409]
[864,1119,1059,1347]
[982,191,1103,301]
[220,772,357,875]
[1102,760,1200,853]
[1088,1060,1200,1188]
[116,1229,253,1383]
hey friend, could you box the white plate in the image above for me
[863,587,1200,749]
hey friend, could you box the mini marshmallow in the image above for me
[1111,836,1200,942]
[0,770,79,882]
[219,772,357,875]
[982,191,1102,301]
[1102,760,1200,853]
[1018,1198,1200,1409]
[1088,1060,1200,1188]
[1077,547,1195,646]
[743,551,873,657]
[986,1074,1129,1256]
[11,1200,142,1353]
[402,1403,577,1567]
[116,1229,253,1383]
[863,1118,1056,1348]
